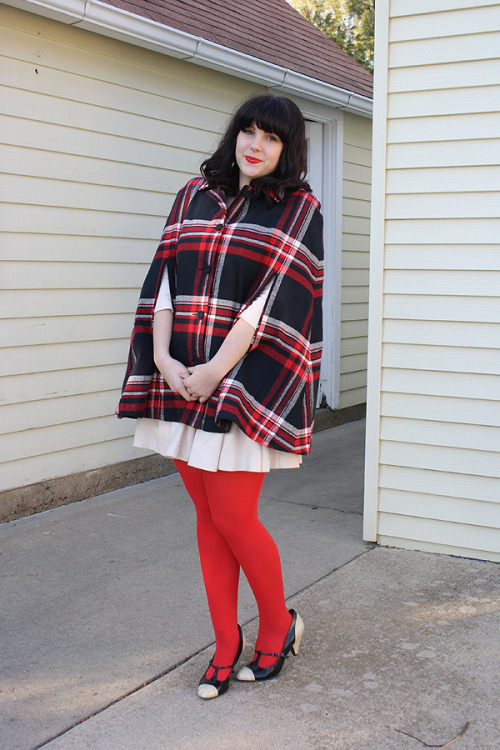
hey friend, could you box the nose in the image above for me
[250,133,264,151]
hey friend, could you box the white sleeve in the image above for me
[154,267,173,313]
[239,281,272,330]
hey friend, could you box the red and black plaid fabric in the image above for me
[117,177,323,454]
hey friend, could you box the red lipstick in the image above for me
[245,156,261,164]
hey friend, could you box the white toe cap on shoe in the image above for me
[198,683,219,699]
[235,666,255,682]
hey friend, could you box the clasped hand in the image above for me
[157,355,221,403]
[183,362,221,404]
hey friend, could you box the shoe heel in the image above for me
[291,612,304,656]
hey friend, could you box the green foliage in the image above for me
[287,0,374,72]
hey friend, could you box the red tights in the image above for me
[175,461,292,679]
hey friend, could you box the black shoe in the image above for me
[197,625,245,699]
[236,609,304,682]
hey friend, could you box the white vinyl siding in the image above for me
[0,5,257,492]
[340,112,372,408]
[364,0,500,561]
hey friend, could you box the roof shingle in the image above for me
[101,0,373,99]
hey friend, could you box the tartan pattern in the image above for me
[117,177,324,454]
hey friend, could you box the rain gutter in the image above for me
[4,0,373,116]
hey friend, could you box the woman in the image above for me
[117,94,323,699]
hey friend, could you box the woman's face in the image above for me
[235,122,284,189]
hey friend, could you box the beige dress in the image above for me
[133,270,302,473]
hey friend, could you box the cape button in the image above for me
[195,311,204,320]
[215,223,223,230]
[203,265,211,274]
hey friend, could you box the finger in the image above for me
[177,382,195,401]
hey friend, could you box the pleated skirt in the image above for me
[134,418,302,473]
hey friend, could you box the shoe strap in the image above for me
[205,658,233,680]
[254,648,292,668]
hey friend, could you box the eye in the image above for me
[242,127,254,135]
[267,133,280,142]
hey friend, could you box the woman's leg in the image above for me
[202,470,292,668]
[174,461,241,680]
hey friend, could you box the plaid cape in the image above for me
[116,177,323,454]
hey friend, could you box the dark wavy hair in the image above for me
[201,94,311,202]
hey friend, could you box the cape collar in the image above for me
[199,180,281,203]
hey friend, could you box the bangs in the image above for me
[235,96,296,143]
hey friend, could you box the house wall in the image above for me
[1,5,372,512]
[0,5,257,498]
[364,0,500,561]
[340,112,371,408]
